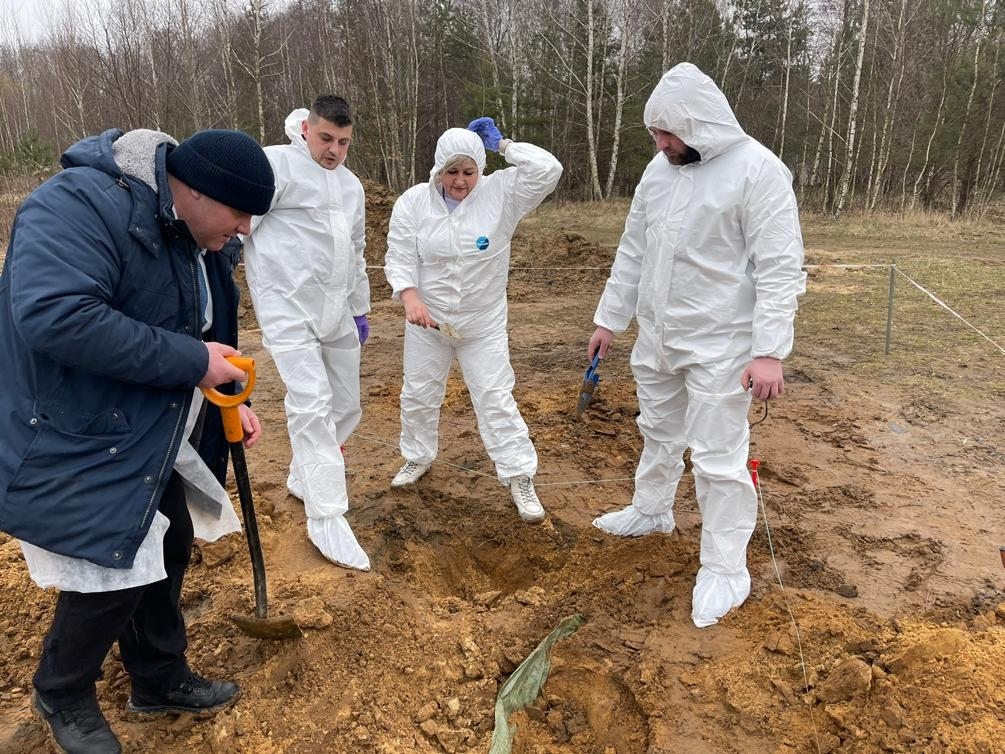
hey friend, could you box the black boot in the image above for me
[33,693,122,754]
[127,671,240,716]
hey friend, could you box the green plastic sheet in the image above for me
[488,614,584,754]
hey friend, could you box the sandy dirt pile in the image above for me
[2,189,1004,754]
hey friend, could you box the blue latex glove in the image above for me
[353,315,369,345]
[467,117,503,152]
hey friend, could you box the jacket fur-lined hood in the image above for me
[60,128,177,192]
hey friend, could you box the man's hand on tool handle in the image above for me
[199,343,263,448]
[741,357,785,401]
[200,342,247,387]
[588,326,614,360]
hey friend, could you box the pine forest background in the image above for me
[0,0,1003,217]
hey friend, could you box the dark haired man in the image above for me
[242,96,371,571]
[0,127,275,752]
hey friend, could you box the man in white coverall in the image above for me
[242,95,371,570]
[384,120,562,521]
[588,63,806,628]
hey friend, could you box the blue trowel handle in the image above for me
[584,354,600,385]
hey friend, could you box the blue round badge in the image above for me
[475,235,490,251]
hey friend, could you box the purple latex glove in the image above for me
[467,117,503,152]
[353,315,369,345]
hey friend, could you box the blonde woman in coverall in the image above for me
[384,121,562,522]
[588,63,806,627]
[242,96,371,570]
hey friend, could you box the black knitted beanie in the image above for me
[166,129,275,215]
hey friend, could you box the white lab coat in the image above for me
[384,128,562,483]
[592,63,806,627]
[242,108,370,570]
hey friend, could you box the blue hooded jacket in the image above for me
[0,128,242,568]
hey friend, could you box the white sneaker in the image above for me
[391,460,431,487]
[509,476,546,522]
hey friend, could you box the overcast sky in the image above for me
[0,0,50,41]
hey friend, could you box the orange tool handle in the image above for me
[201,356,256,443]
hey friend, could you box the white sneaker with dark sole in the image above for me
[391,460,431,487]
[509,476,546,522]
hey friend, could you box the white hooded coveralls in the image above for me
[384,129,562,484]
[242,109,370,570]
[593,64,806,627]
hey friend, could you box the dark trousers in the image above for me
[33,472,193,709]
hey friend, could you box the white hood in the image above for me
[643,63,748,162]
[284,108,314,161]
[431,128,486,180]
[285,107,309,143]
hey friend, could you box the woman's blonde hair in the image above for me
[436,154,478,182]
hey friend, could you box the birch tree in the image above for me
[951,0,990,216]
[834,0,869,217]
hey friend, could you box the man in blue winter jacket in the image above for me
[0,127,275,753]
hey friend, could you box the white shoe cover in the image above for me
[306,515,370,571]
[691,566,751,628]
[592,505,676,537]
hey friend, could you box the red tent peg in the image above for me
[749,458,760,487]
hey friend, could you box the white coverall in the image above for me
[592,64,806,627]
[384,129,562,485]
[242,109,370,571]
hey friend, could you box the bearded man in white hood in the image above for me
[242,95,371,571]
[588,63,806,628]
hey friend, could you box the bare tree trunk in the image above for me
[507,1,520,138]
[776,4,795,160]
[661,2,670,72]
[252,0,266,142]
[584,0,602,200]
[911,65,948,209]
[798,49,813,200]
[177,0,206,132]
[834,0,869,217]
[360,6,393,187]
[811,17,843,202]
[0,61,16,153]
[852,12,880,209]
[604,0,631,198]
[146,38,161,130]
[735,0,767,108]
[971,28,1002,216]
[719,3,739,90]
[408,0,419,186]
[899,119,920,211]
[381,5,403,189]
[822,60,841,211]
[868,0,909,210]
[480,1,508,130]
[214,0,239,129]
[951,0,987,218]
[976,115,1005,218]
